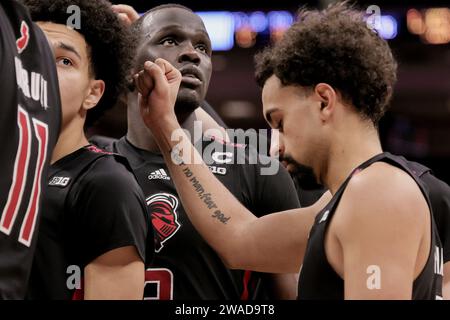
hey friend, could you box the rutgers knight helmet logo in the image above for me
[147,193,181,253]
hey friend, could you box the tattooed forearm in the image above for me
[182,166,230,224]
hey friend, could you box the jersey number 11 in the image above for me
[0,106,49,247]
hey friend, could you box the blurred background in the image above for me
[94,0,450,183]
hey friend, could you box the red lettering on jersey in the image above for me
[145,268,174,300]
[240,270,252,300]
[0,108,31,234]
[0,108,49,247]
[86,145,113,155]
[16,21,30,54]
[19,119,49,246]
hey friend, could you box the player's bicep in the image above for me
[337,179,425,299]
[342,238,415,299]
[84,246,144,300]
[341,218,417,299]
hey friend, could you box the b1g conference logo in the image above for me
[147,193,181,253]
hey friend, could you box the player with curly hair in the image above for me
[24,0,152,300]
[134,2,443,299]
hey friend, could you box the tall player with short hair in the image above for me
[0,0,61,299]
[24,0,152,300]
[135,3,443,299]
[110,2,228,129]
[95,4,301,299]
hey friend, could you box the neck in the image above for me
[126,93,200,153]
[320,121,383,194]
[51,118,89,164]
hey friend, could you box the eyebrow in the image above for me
[151,25,211,43]
[265,108,280,125]
[57,41,81,60]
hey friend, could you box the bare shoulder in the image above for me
[334,162,429,241]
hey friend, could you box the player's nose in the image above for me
[178,43,200,65]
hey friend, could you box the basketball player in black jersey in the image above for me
[92,4,300,300]
[0,0,61,299]
[24,0,151,299]
[135,3,443,299]
[271,126,450,299]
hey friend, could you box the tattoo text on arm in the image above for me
[181,166,231,224]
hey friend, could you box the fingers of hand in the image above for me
[135,60,180,104]
[154,58,182,83]
[134,69,154,97]
[152,60,182,104]
[153,58,167,73]
[138,93,149,114]
[112,5,140,27]
[111,4,140,21]
[117,13,132,26]
[143,61,169,93]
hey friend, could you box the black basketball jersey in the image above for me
[298,152,443,300]
[0,0,61,299]
[401,157,450,265]
[27,145,152,300]
[100,136,300,300]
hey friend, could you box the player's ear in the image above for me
[82,79,105,111]
[314,83,336,122]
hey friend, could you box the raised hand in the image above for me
[134,59,182,129]
[112,4,140,27]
